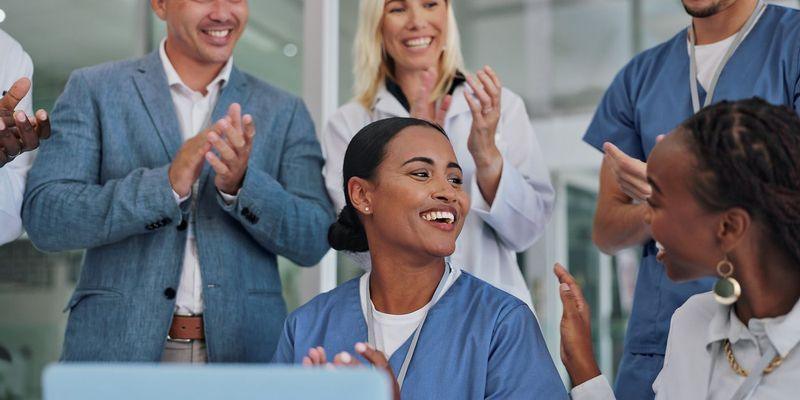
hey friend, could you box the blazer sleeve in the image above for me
[469,91,555,251]
[216,98,334,266]
[485,304,569,399]
[22,70,183,252]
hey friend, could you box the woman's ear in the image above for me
[347,177,374,215]
[716,207,751,253]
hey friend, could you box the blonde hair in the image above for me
[352,0,465,109]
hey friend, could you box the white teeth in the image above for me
[207,30,230,38]
[421,211,455,224]
[404,37,432,48]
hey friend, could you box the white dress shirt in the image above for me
[572,292,800,399]
[0,28,34,246]
[321,85,555,310]
[159,39,233,316]
[358,266,462,358]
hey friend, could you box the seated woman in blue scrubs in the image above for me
[272,117,566,399]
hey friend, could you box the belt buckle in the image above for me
[167,312,201,343]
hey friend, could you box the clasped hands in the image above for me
[0,77,50,167]
[168,103,255,198]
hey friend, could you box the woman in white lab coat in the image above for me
[557,98,800,400]
[321,0,554,309]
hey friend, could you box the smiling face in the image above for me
[356,125,469,260]
[381,0,448,73]
[152,0,248,66]
[644,131,724,281]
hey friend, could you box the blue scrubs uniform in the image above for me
[272,271,567,399]
[583,5,800,399]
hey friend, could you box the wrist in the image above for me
[472,149,503,173]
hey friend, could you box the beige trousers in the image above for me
[161,340,208,363]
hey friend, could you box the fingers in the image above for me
[554,263,590,321]
[15,111,39,152]
[333,351,361,367]
[354,342,390,368]
[476,67,500,109]
[207,129,237,163]
[242,114,255,144]
[463,90,482,120]
[34,109,51,139]
[602,142,651,200]
[0,77,31,111]
[227,103,243,137]
[434,95,452,127]
[307,346,328,365]
[465,73,492,112]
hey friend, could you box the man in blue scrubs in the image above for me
[584,0,800,398]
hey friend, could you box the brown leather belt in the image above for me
[168,315,205,341]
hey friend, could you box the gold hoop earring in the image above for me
[713,257,741,305]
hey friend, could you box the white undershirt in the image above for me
[689,7,765,91]
[359,266,461,358]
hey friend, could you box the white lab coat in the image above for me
[0,28,34,245]
[320,83,554,309]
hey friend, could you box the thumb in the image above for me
[0,77,31,111]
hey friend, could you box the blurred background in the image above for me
[0,1,797,398]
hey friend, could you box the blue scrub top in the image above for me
[272,271,567,399]
[584,4,800,399]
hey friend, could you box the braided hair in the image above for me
[679,97,800,265]
[328,117,449,252]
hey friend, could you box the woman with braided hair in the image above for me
[559,98,800,399]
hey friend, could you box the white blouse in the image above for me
[320,84,554,310]
[572,292,800,399]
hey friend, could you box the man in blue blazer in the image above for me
[22,0,333,362]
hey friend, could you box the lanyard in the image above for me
[365,263,451,389]
[688,0,766,113]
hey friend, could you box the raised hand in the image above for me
[463,66,502,168]
[409,67,451,127]
[205,103,255,195]
[603,142,650,201]
[554,263,601,386]
[0,77,50,167]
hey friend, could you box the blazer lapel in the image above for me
[133,51,183,161]
[199,67,251,192]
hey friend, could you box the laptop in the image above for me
[43,364,392,400]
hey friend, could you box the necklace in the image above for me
[723,339,783,377]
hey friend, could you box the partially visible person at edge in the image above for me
[0,28,50,245]
[273,117,567,400]
[321,0,554,311]
[562,98,800,399]
[584,0,800,397]
[22,0,332,362]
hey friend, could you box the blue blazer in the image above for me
[22,51,334,362]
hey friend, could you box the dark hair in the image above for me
[679,97,800,265]
[328,117,449,252]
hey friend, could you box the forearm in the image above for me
[219,167,333,266]
[592,193,651,254]
[23,165,181,252]
[471,159,554,251]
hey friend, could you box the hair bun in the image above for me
[328,205,369,252]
